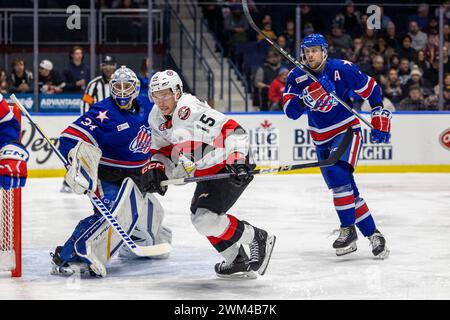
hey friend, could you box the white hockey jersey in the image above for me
[148,93,249,176]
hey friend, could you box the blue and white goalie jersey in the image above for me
[59,95,154,171]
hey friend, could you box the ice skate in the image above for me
[50,246,93,277]
[369,229,390,259]
[215,246,257,279]
[246,223,276,275]
[333,225,358,256]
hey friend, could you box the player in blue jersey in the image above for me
[51,66,172,277]
[282,34,391,259]
[0,94,29,191]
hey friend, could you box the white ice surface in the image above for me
[1,173,450,300]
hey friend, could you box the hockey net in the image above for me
[0,104,22,277]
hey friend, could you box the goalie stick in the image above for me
[10,94,171,257]
[241,0,373,130]
[161,127,354,186]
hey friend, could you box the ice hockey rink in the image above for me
[1,173,450,300]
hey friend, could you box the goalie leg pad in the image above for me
[118,193,173,259]
[69,178,140,276]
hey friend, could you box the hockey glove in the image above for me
[318,74,336,94]
[0,142,29,190]
[302,81,335,112]
[370,106,392,143]
[226,152,254,187]
[141,161,168,196]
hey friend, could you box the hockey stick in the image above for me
[161,127,353,186]
[10,94,171,257]
[241,0,373,130]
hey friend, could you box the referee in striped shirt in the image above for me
[81,55,117,114]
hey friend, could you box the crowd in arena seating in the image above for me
[200,0,450,111]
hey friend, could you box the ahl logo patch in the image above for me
[129,125,152,154]
[178,106,191,120]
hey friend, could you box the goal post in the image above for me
[0,103,22,277]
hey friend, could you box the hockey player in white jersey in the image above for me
[142,70,276,279]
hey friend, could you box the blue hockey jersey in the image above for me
[282,59,382,145]
[59,95,154,170]
[0,94,20,148]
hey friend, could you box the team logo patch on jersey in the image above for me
[166,70,174,76]
[178,106,191,120]
[159,119,172,131]
[129,125,152,154]
[295,75,308,83]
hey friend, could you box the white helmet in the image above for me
[110,65,141,108]
[149,70,183,97]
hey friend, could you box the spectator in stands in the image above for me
[276,35,292,63]
[425,17,438,35]
[361,27,377,51]
[253,49,281,111]
[331,23,353,52]
[268,67,288,111]
[63,46,90,93]
[408,3,431,30]
[300,5,323,35]
[283,20,296,53]
[199,0,224,44]
[325,35,346,60]
[398,84,428,111]
[347,37,370,72]
[404,66,433,98]
[0,70,8,94]
[408,20,428,51]
[303,23,314,37]
[283,20,295,52]
[8,58,33,94]
[384,22,400,53]
[224,4,249,59]
[425,86,450,111]
[424,30,439,64]
[382,67,403,105]
[334,0,361,38]
[389,54,400,70]
[414,49,430,76]
[257,15,277,42]
[398,57,412,86]
[373,36,395,62]
[367,55,386,85]
[398,35,416,62]
[38,60,65,94]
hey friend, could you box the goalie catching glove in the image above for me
[0,142,29,190]
[64,141,102,195]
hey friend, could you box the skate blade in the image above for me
[216,271,257,280]
[374,247,390,260]
[335,241,357,256]
[257,235,276,276]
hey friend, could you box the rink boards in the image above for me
[23,112,450,177]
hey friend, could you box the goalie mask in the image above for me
[300,33,328,71]
[110,66,141,109]
[149,70,183,101]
